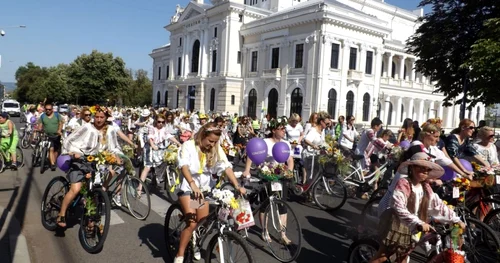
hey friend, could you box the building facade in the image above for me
[150,0,485,130]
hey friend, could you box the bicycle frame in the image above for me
[343,161,389,188]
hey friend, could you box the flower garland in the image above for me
[86,150,120,165]
[452,177,471,203]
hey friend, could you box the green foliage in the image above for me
[407,0,499,107]
[12,50,152,106]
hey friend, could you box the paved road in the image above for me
[10,119,372,263]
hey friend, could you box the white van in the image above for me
[2,99,21,117]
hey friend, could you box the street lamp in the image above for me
[0,25,27,37]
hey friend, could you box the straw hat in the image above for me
[397,152,444,179]
[141,109,151,117]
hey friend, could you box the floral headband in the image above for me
[422,118,442,127]
[268,116,288,130]
[205,126,221,132]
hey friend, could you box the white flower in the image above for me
[261,166,270,173]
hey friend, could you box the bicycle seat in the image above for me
[353,155,364,161]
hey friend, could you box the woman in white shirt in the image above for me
[174,122,245,263]
[339,115,359,151]
[286,113,304,157]
[303,112,318,136]
[303,111,331,185]
[243,117,295,245]
[473,126,499,166]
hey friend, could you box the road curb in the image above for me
[0,206,31,263]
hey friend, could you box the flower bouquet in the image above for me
[442,224,465,263]
[163,144,179,165]
[388,145,403,163]
[471,162,499,188]
[451,177,471,203]
[86,151,120,165]
[318,144,349,176]
[258,162,291,181]
[122,145,134,159]
[211,189,239,209]
[221,140,237,157]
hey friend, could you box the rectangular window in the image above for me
[295,44,304,68]
[251,51,258,72]
[231,95,235,105]
[158,66,161,80]
[214,27,218,38]
[271,47,279,69]
[177,57,182,76]
[237,51,241,64]
[179,37,182,47]
[330,43,339,69]
[212,50,217,72]
[166,65,170,79]
[349,47,357,70]
[365,51,373,74]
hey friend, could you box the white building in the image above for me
[150,0,485,130]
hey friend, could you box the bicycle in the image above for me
[40,157,111,253]
[222,175,302,262]
[98,162,151,220]
[32,133,51,174]
[164,191,255,263]
[0,143,24,173]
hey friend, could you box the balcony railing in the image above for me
[347,70,364,82]
[262,68,281,78]
[380,77,435,91]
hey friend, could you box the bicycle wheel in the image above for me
[31,143,40,167]
[21,134,30,149]
[78,188,111,254]
[313,176,347,211]
[205,230,255,263]
[164,167,181,203]
[469,198,500,221]
[462,217,500,263]
[0,153,5,173]
[16,146,24,167]
[123,176,151,220]
[361,197,382,228]
[40,147,48,174]
[164,203,188,261]
[41,176,69,231]
[483,208,500,233]
[347,238,379,263]
[264,198,302,262]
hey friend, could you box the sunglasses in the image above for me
[466,126,475,130]
[414,166,433,173]
[84,114,91,117]
[157,121,165,124]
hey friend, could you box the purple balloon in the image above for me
[459,159,473,172]
[30,116,37,124]
[246,138,268,165]
[399,140,411,149]
[57,155,71,172]
[114,119,122,127]
[272,142,290,163]
[441,165,456,181]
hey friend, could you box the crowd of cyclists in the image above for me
[11,101,500,262]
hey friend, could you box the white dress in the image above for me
[286,124,304,158]
[178,140,232,192]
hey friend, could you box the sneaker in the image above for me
[10,164,17,171]
[173,256,184,263]
[50,164,56,171]
[112,194,122,207]
[194,251,201,261]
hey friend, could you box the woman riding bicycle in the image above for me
[174,122,245,263]
[371,152,465,263]
[57,107,123,227]
[0,113,19,170]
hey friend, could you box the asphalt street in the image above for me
[7,118,379,263]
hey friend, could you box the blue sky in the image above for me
[0,0,426,83]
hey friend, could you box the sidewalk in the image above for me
[0,169,32,263]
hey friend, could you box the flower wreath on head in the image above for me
[268,116,288,130]
[422,118,443,127]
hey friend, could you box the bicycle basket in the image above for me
[443,249,465,263]
[322,162,337,178]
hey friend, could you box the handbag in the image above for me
[232,198,255,230]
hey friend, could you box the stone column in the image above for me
[359,44,366,74]
[384,95,391,125]
[387,53,394,78]
[399,56,406,80]
[417,99,425,123]
[411,58,416,82]
[396,96,403,125]
[183,33,190,77]
[407,98,414,120]
[382,53,388,77]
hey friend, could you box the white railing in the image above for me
[262,68,281,78]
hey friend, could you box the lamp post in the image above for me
[0,25,26,37]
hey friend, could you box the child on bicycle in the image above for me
[362,129,393,196]
[370,152,465,263]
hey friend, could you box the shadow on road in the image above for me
[138,223,168,262]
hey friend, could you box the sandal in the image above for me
[281,235,292,245]
[56,215,66,228]
[261,232,272,243]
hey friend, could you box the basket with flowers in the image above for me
[211,189,239,210]
[258,162,291,181]
[451,177,471,203]
[221,140,238,157]
[86,151,120,165]
[122,145,134,159]
[441,224,465,263]
[470,162,500,188]
[318,143,350,176]
[163,144,179,165]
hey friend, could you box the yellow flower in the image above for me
[87,156,95,162]
[230,198,239,210]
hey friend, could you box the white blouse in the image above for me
[177,140,232,192]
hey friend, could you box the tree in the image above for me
[67,50,130,105]
[406,0,499,115]
[463,18,500,106]
[13,62,48,103]
[123,69,152,106]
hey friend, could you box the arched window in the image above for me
[401,104,405,123]
[387,102,393,125]
[362,93,370,122]
[191,40,200,73]
[268,88,278,118]
[156,91,161,106]
[290,88,303,116]
[209,88,215,111]
[327,89,337,118]
[346,91,354,117]
[164,90,168,106]
[247,89,257,118]
[391,62,396,78]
